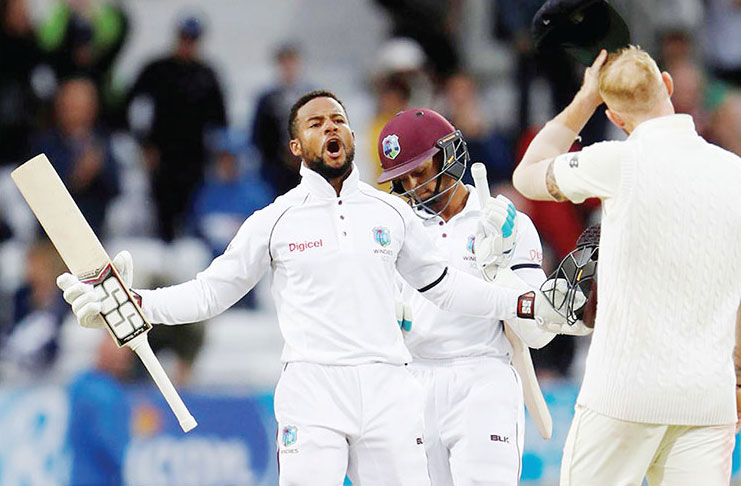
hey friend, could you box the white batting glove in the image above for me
[55,250,135,329]
[536,278,592,336]
[112,250,134,288]
[56,273,104,328]
[492,267,572,330]
[395,299,412,333]
[475,195,518,281]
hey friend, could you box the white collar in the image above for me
[628,114,696,140]
[299,163,360,199]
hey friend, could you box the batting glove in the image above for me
[56,250,135,329]
[475,195,518,281]
[395,299,413,333]
[492,267,572,332]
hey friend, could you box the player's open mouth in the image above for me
[325,138,343,158]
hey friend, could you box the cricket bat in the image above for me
[11,154,197,433]
[471,162,552,440]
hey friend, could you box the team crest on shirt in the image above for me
[281,425,297,447]
[373,226,391,247]
[466,234,475,254]
[382,134,401,160]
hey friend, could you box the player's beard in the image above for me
[305,144,355,180]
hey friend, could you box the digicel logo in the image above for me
[289,239,324,252]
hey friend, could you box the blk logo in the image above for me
[490,434,509,443]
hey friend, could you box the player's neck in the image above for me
[438,182,468,222]
[327,169,352,196]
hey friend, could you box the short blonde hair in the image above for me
[598,45,666,114]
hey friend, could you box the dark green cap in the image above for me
[532,0,631,66]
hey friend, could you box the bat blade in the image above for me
[11,154,197,433]
[11,154,109,277]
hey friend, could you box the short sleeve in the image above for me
[552,141,625,203]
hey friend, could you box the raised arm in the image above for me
[513,50,607,201]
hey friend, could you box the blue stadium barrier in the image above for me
[0,383,738,486]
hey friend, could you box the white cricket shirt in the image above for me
[139,165,524,365]
[553,114,741,425]
[402,186,551,360]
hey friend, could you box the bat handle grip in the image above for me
[470,162,491,208]
[128,334,197,432]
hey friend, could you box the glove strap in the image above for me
[517,291,536,319]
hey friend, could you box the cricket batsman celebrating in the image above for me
[58,90,570,485]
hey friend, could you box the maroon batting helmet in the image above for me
[377,109,469,217]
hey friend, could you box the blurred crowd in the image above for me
[1,0,740,387]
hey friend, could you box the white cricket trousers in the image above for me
[274,362,431,486]
[408,356,525,486]
[561,405,736,486]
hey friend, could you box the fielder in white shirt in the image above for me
[57,91,568,486]
[513,47,741,486]
[376,108,556,486]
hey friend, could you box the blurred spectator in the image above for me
[669,59,741,155]
[0,238,67,379]
[374,0,461,80]
[0,0,46,166]
[127,13,227,242]
[653,0,703,66]
[442,72,513,185]
[32,77,120,235]
[703,0,741,87]
[657,28,695,68]
[0,216,10,243]
[67,335,134,486]
[250,42,312,196]
[37,0,129,124]
[190,130,273,309]
[366,74,411,191]
[191,130,274,258]
[373,37,434,108]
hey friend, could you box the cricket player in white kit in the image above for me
[57,91,569,486]
[513,47,741,485]
[376,108,556,485]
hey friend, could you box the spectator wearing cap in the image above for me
[190,129,274,259]
[249,42,313,196]
[126,12,227,241]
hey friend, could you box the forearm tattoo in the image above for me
[546,159,567,202]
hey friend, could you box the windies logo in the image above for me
[466,235,475,254]
[282,425,297,447]
[373,226,391,247]
[382,134,401,160]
